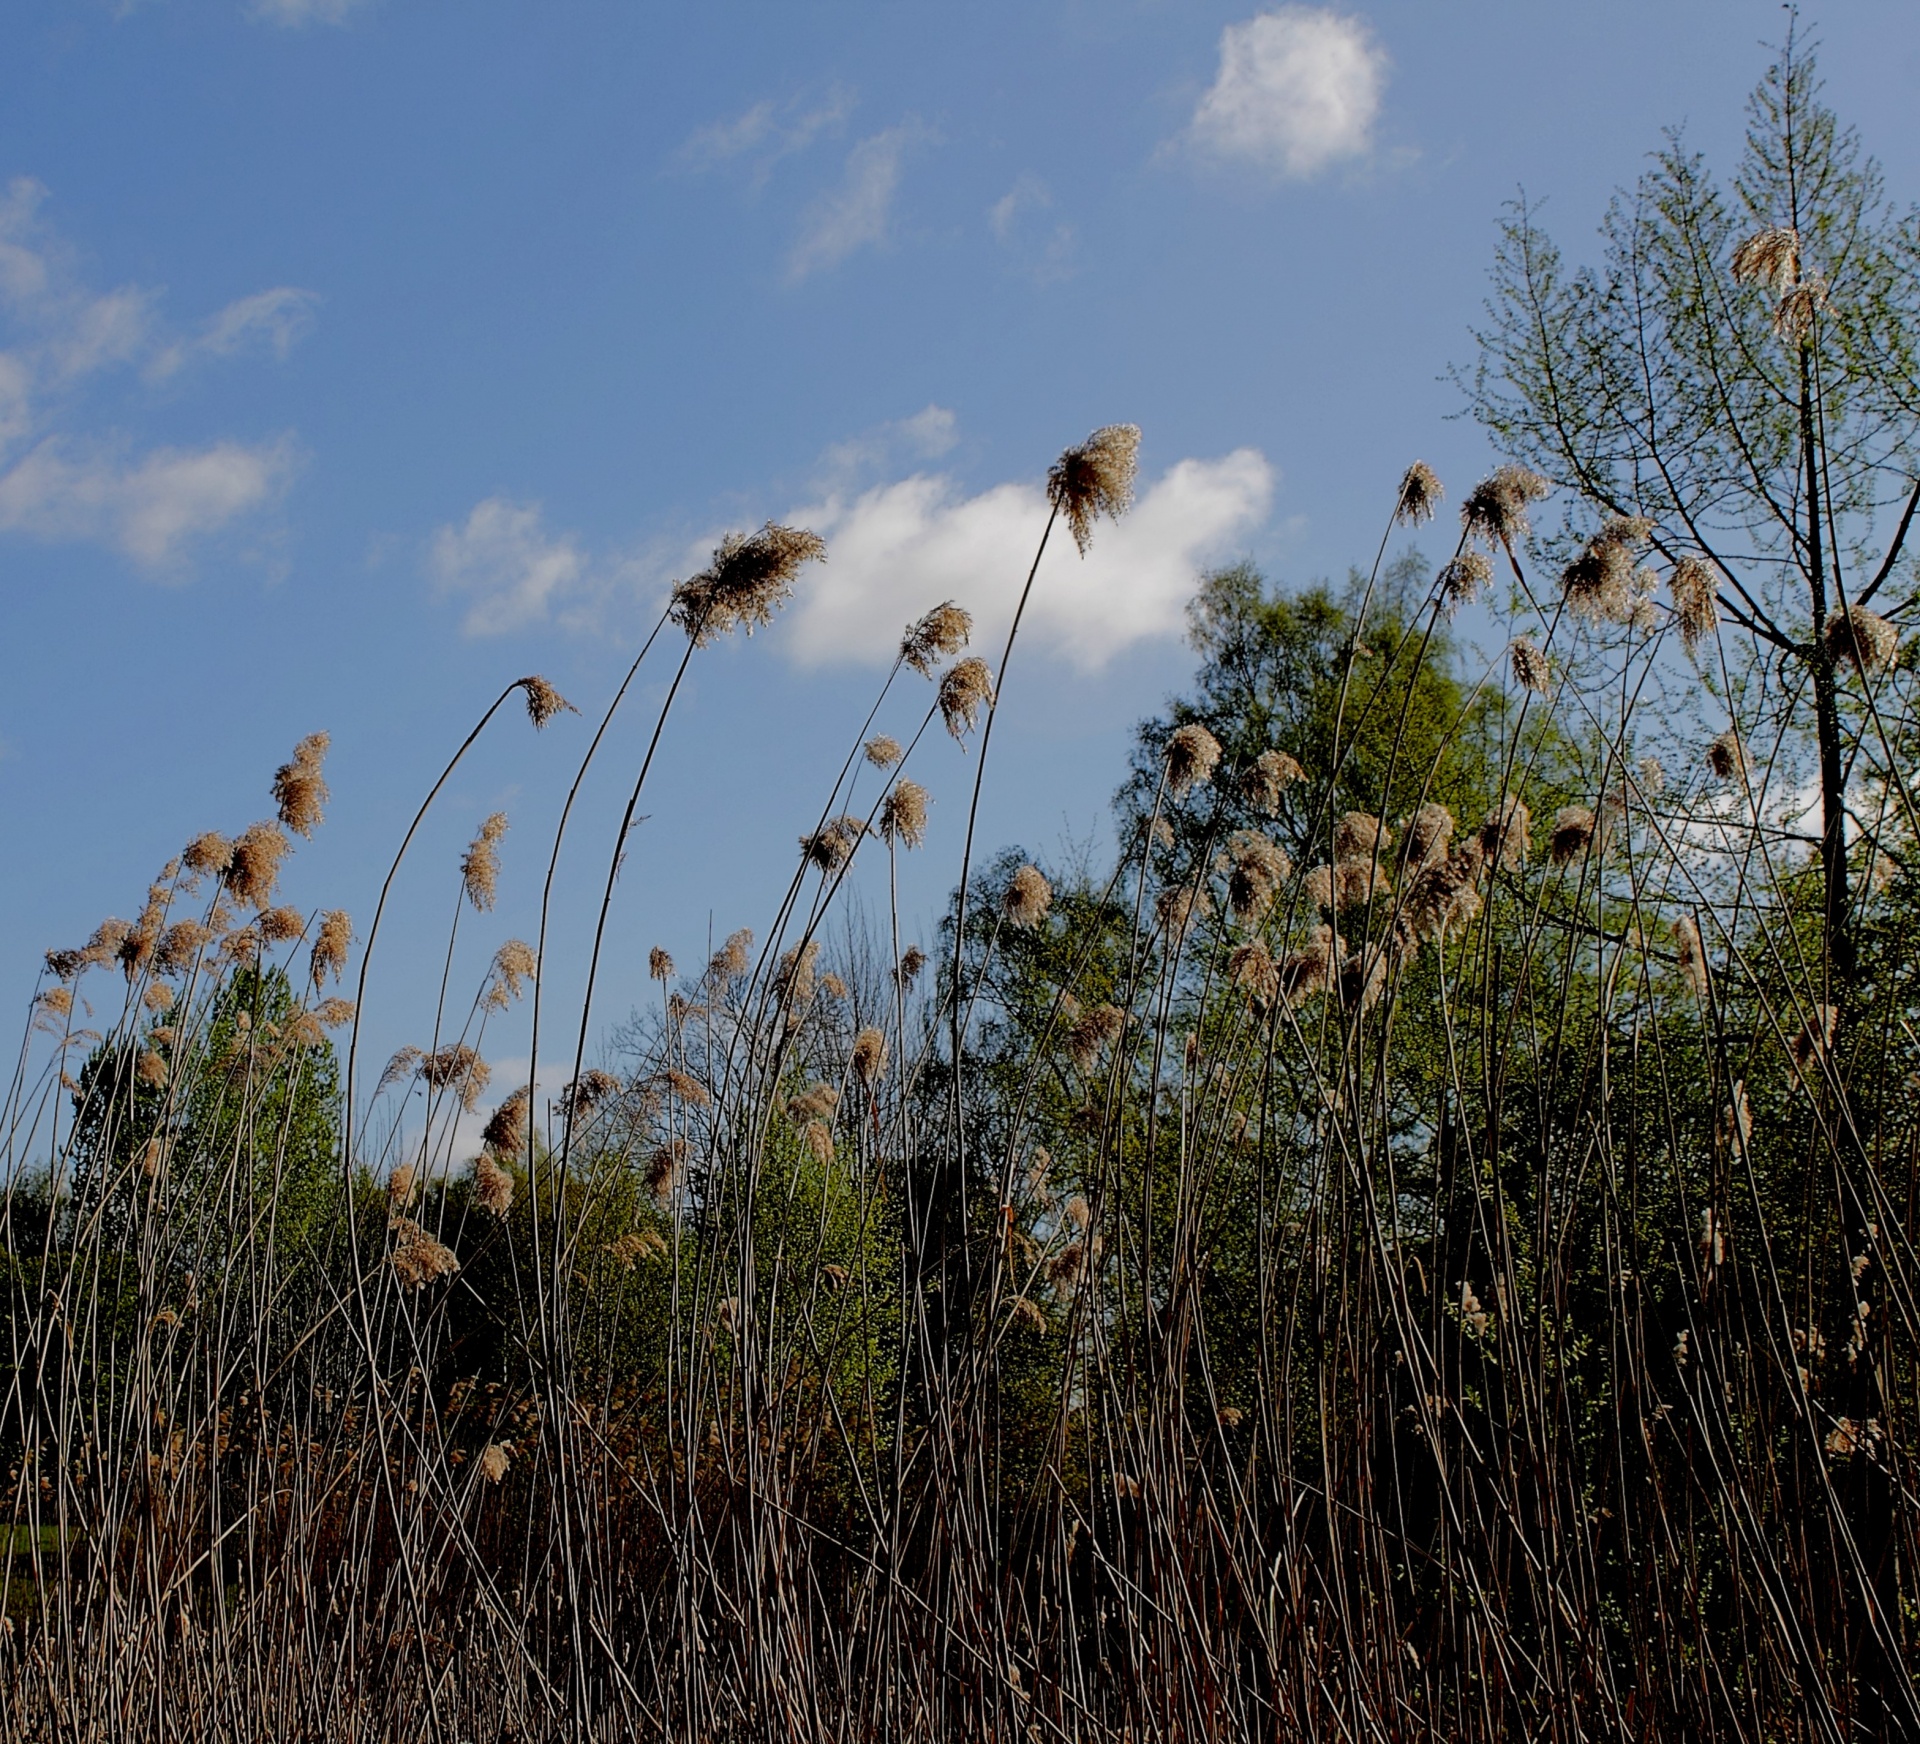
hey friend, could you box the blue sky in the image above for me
[6,0,1919,1117]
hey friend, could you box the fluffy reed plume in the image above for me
[1722,1080,1753,1151]
[484,938,537,1012]
[1771,274,1826,344]
[939,658,995,740]
[478,1443,512,1483]
[1003,864,1052,929]
[34,987,73,1030]
[1048,1241,1089,1292]
[1009,1296,1049,1334]
[1668,556,1718,652]
[271,733,330,838]
[820,970,847,1000]
[1048,424,1140,554]
[389,1217,460,1288]
[43,948,86,981]
[865,734,903,768]
[260,905,305,943]
[651,1067,711,1110]
[1066,1004,1124,1072]
[1825,1417,1882,1459]
[1561,515,1653,622]
[379,1045,424,1093]
[897,944,926,988]
[1505,637,1551,699]
[880,780,929,848]
[517,675,574,727]
[646,1140,689,1203]
[1336,946,1388,1013]
[1228,939,1279,1003]
[804,1120,835,1165]
[462,813,509,911]
[156,918,215,975]
[1462,465,1551,546]
[1157,882,1211,941]
[1479,797,1531,870]
[182,831,232,875]
[775,938,820,1010]
[481,1087,533,1155]
[1549,806,1598,866]
[315,997,355,1027]
[224,822,290,911]
[1791,1003,1839,1075]
[1307,860,1388,911]
[1407,849,1483,941]
[1334,812,1390,860]
[711,928,753,983]
[388,1163,419,1209]
[1671,915,1709,999]
[1731,224,1800,291]
[1437,551,1492,615]
[850,1026,888,1086]
[307,909,351,989]
[1825,604,1898,675]
[1227,831,1290,924]
[1404,803,1455,872]
[1395,460,1443,525]
[671,524,826,644]
[136,1049,168,1088]
[567,1069,622,1119]
[611,1228,668,1267]
[1242,748,1305,815]
[900,601,972,676]
[1706,729,1748,783]
[1164,723,1222,797]
[649,946,675,981]
[801,815,865,873]
[421,1044,490,1112]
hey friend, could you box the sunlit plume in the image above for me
[1048,424,1141,555]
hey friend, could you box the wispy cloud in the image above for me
[784,449,1275,670]
[429,499,589,636]
[786,125,924,283]
[676,88,856,183]
[988,174,1077,284]
[1184,7,1386,180]
[0,178,312,567]
[247,0,372,26]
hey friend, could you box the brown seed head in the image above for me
[1403,803,1455,873]
[653,1067,712,1109]
[1048,424,1141,555]
[1670,915,1709,1000]
[1667,556,1718,654]
[649,945,675,982]
[309,910,351,989]
[1509,637,1552,695]
[1462,466,1551,547]
[1065,1004,1125,1072]
[900,601,973,676]
[864,734,903,768]
[1549,806,1598,867]
[421,1044,490,1112]
[879,780,929,849]
[316,997,356,1026]
[1333,812,1389,860]
[671,523,826,644]
[1705,730,1747,784]
[1228,939,1279,1003]
[897,944,926,989]
[1791,1002,1839,1075]
[136,1049,168,1088]
[800,814,865,874]
[1407,851,1483,941]
[487,938,537,1011]
[482,1086,533,1155]
[1731,226,1800,292]
[1437,551,1492,616]
[709,927,754,984]
[1226,831,1291,925]
[775,938,820,1012]
[1825,605,1898,676]
[566,1069,621,1121]
[647,1139,689,1203]
[938,658,995,740]
[462,813,509,912]
[224,822,290,911]
[1773,276,1827,344]
[851,1026,888,1086]
[389,1216,460,1288]
[804,1119,835,1165]
[1156,881,1213,938]
[1241,749,1304,815]
[1479,797,1531,871]
[1164,723,1221,797]
[260,905,305,943]
[271,733,330,839]
[1395,461,1442,526]
[479,1442,511,1482]
[517,676,574,728]
[1003,864,1053,929]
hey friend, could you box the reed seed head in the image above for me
[1403,803,1455,872]
[1003,864,1052,929]
[1671,914,1709,999]
[260,905,305,943]
[224,822,290,911]
[801,815,866,874]
[390,1216,460,1288]
[1164,724,1222,798]
[479,1443,511,1482]
[1228,939,1279,1003]
[1773,276,1827,344]
[711,928,754,984]
[647,1140,689,1203]
[1226,831,1290,925]
[1437,552,1492,616]
[647,946,676,984]
[672,524,826,645]
[1395,461,1442,526]
[567,1069,622,1120]
[1065,1004,1124,1072]
[901,602,973,676]
[1549,806,1598,866]
[1241,749,1305,816]
[271,733,330,839]
[309,910,351,989]
[939,658,995,740]
[851,1026,888,1086]
[1667,557,1718,654]
[1479,797,1530,871]
[517,675,574,728]
[775,939,820,1011]
[462,813,509,912]
[864,734,903,769]
[1705,730,1747,784]
[182,831,233,876]
[1791,1003,1838,1075]
[1825,605,1898,675]
[1333,812,1389,860]
[1462,466,1550,547]
[1048,424,1140,555]
[1731,225,1800,292]
[804,1120,835,1165]
[897,944,926,989]
[1407,851,1483,941]
[482,1086,533,1155]
[421,1044,490,1112]
[880,781,929,849]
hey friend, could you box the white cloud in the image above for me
[430,498,588,636]
[0,178,312,565]
[0,436,296,566]
[786,126,921,282]
[248,0,370,25]
[676,88,855,180]
[783,450,1275,670]
[1187,7,1385,180]
[987,174,1076,283]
